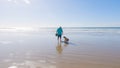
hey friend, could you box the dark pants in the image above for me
[57,35,62,40]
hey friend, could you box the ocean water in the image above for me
[0,27,120,68]
[0,27,120,34]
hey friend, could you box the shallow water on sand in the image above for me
[0,28,120,68]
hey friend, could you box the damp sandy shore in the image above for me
[0,28,120,68]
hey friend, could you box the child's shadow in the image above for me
[56,42,63,54]
[56,41,78,54]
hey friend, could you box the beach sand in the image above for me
[0,28,120,68]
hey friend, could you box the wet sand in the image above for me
[0,28,120,68]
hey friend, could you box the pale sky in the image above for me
[0,0,120,27]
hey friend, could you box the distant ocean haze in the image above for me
[0,27,120,35]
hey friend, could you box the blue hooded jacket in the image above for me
[56,27,63,35]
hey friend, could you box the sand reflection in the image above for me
[8,66,17,68]
[8,60,56,68]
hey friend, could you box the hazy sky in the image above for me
[0,0,120,27]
